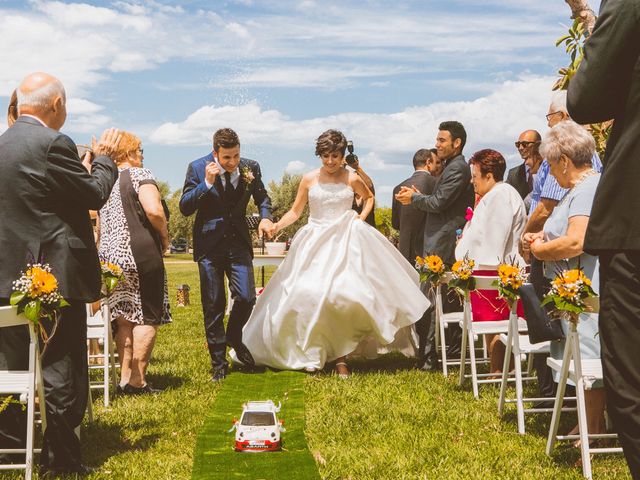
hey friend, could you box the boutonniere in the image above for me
[465,207,474,222]
[241,166,255,185]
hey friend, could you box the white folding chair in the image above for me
[545,297,622,479]
[433,279,464,376]
[86,302,117,409]
[458,275,528,398]
[497,300,559,434]
[0,306,46,480]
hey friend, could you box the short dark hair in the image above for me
[469,149,506,181]
[412,149,431,169]
[429,147,437,156]
[213,128,240,152]
[439,121,467,151]
[315,129,347,156]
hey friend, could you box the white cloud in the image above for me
[285,161,309,173]
[149,75,555,173]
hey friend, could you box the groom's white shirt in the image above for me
[205,157,240,190]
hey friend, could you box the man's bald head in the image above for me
[518,130,541,143]
[516,129,543,172]
[17,72,67,130]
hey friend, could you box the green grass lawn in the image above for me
[6,262,630,479]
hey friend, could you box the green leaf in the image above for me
[555,35,571,46]
[9,291,26,305]
[59,298,71,308]
[106,276,119,293]
[23,300,40,322]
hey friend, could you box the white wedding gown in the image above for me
[241,181,430,370]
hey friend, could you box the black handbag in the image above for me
[518,282,564,344]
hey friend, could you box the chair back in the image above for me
[0,306,29,329]
[472,275,500,291]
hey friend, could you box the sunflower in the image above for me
[425,255,444,273]
[27,266,58,296]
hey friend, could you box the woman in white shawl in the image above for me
[455,149,527,374]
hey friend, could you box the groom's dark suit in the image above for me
[411,154,475,361]
[180,153,272,373]
[0,116,117,471]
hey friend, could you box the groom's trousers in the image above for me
[198,241,256,371]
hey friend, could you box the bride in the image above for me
[241,130,430,376]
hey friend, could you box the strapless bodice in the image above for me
[308,182,354,223]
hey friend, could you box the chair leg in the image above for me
[468,328,479,398]
[514,349,525,434]
[459,321,468,387]
[498,331,513,416]
[576,377,592,479]
[546,337,573,456]
[25,382,35,480]
[87,387,94,423]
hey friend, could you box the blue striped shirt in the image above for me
[529,153,602,215]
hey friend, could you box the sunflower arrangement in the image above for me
[415,254,446,286]
[541,267,597,323]
[10,263,69,345]
[494,259,527,303]
[448,254,476,294]
[101,260,124,297]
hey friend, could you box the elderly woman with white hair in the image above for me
[524,120,604,443]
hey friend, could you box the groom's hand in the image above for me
[205,161,221,185]
[395,185,416,205]
[258,219,275,239]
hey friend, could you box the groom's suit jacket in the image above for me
[411,154,475,265]
[0,116,117,302]
[179,153,273,260]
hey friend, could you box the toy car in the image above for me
[230,400,285,452]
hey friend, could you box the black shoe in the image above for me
[122,383,161,395]
[416,359,439,372]
[41,464,96,477]
[211,368,227,382]
[532,399,555,409]
[233,342,256,367]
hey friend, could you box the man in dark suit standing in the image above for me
[392,149,436,260]
[180,128,273,382]
[567,1,640,476]
[506,130,542,212]
[392,149,437,369]
[0,72,120,475]
[396,121,475,360]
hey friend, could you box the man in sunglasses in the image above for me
[507,130,543,211]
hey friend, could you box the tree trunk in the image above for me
[565,0,597,34]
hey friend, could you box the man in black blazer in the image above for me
[180,128,273,381]
[392,149,436,260]
[568,1,640,476]
[392,149,437,369]
[506,130,542,211]
[0,72,120,475]
[396,121,475,360]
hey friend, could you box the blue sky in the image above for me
[0,0,574,205]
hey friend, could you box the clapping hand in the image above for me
[521,232,543,262]
[92,128,122,158]
[258,219,276,239]
[395,185,419,205]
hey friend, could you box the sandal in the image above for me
[335,362,350,379]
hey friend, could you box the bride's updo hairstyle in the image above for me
[315,129,347,156]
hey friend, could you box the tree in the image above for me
[267,173,308,241]
[375,207,399,244]
[166,188,194,245]
[557,1,612,159]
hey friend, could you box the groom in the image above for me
[180,128,273,381]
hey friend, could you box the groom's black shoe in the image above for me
[233,342,256,367]
[211,366,228,382]
[416,357,439,372]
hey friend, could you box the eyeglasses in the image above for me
[515,141,540,149]
[138,148,144,154]
[546,111,562,121]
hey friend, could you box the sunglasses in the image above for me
[138,148,144,154]
[515,141,540,148]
